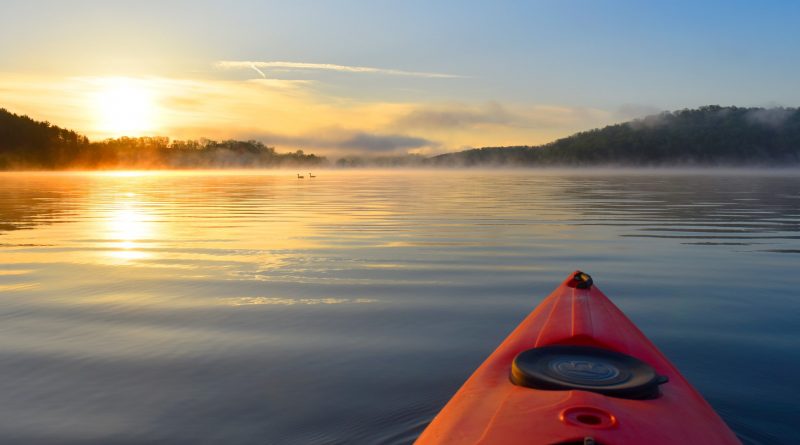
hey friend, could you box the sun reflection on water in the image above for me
[222,297,378,306]
[105,199,155,260]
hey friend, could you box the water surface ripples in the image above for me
[0,170,798,444]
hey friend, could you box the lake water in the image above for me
[0,170,798,445]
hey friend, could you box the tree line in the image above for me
[4,106,800,169]
[0,108,326,169]
[428,106,800,166]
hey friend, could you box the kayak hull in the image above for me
[415,272,740,445]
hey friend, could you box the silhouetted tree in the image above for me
[0,108,328,169]
[429,106,800,167]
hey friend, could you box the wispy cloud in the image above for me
[244,128,436,153]
[248,63,267,78]
[216,60,461,79]
[615,104,662,121]
[393,102,517,129]
[1,73,621,156]
[391,102,613,132]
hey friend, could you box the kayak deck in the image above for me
[415,271,740,445]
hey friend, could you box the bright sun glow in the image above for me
[105,199,154,260]
[92,78,158,137]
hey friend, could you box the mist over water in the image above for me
[0,169,798,445]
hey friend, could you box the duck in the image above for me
[297,173,304,179]
[308,172,316,178]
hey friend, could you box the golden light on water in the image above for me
[223,297,379,306]
[101,170,154,178]
[91,78,159,137]
[106,198,154,260]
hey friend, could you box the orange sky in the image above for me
[1,72,618,156]
[2,1,795,156]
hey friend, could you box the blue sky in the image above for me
[1,0,798,153]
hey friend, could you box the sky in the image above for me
[1,0,798,156]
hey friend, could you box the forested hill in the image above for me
[4,106,800,169]
[428,106,800,166]
[0,108,325,169]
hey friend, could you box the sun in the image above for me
[92,78,158,137]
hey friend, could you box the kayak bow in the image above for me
[416,271,740,445]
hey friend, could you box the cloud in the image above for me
[340,132,432,151]
[248,63,266,78]
[392,102,611,131]
[393,102,516,129]
[384,102,619,151]
[615,104,662,120]
[216,60,461,79]
[1,73,625,156]
[244,128,436,153]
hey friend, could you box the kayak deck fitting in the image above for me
[415,271,741,445]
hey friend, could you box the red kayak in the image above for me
[416,271,741,445]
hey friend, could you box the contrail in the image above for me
[216,60,461,79]
[249,63,267,78]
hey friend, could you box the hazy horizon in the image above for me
[2,1,799,157]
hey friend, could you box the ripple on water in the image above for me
[0,170,798,444]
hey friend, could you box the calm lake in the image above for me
[0,170,798,445]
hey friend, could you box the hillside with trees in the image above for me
[428,106,800,166]
[3,106,800,169]
[0,108,325,169]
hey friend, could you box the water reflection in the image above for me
[0,170,798,445]
[103,198,155,260]
[223,297,378,306]
[2,171,799,251]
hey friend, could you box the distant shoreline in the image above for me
[3,106,800,170]
[3,166,800,175]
